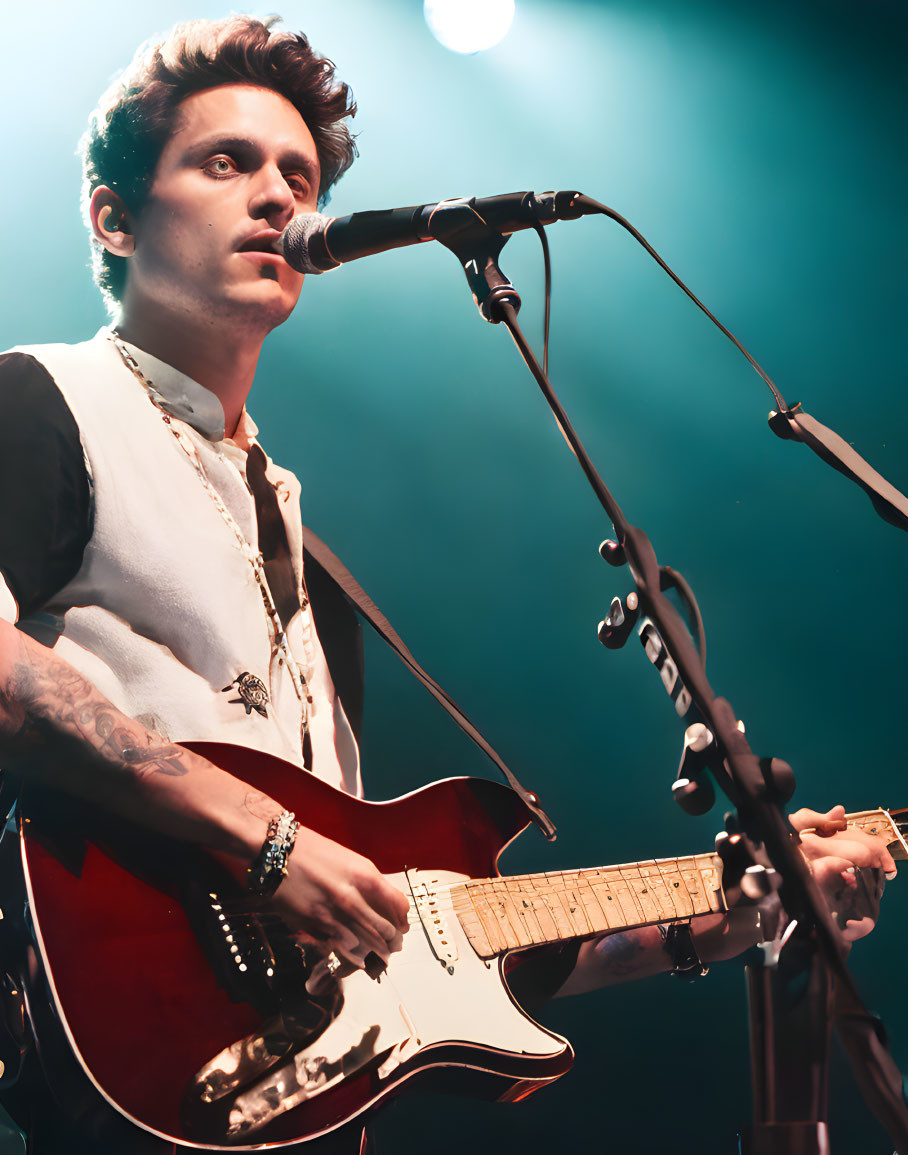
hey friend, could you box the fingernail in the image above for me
[886,869,898,881]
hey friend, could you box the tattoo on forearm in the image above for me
[592,931,648,976]
[119,743,189,777]
[244,790,278,821]
[2,657,189,778]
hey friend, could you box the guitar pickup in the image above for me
[407,869,458,970]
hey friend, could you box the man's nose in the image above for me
[248,163,295,229]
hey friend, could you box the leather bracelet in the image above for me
[659,920,709,980]
[247,810,299,897]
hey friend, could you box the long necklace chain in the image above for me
[108,333,313,724]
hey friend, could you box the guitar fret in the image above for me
[483,881,523,951]
[498,880,538,948]
[501,880,543,948]
[468,888,508,954]
[623,869,662,924]
[547,873,577,937]
[633,863,674,924]
[542,874,576,941]
[610,874,646,926]
[451,886,494,956]
[456,853,726,960]
[559,877,596,942]
[656,860,694,918]
[622,868,654,924]
[508,886,546,944]
[575,876,611,934]
[589,878,626,931]
[692,856,720,914]
[639,862,678,921]
[527,878,561,941]
[675,863,698,917]
[684,869,706,913]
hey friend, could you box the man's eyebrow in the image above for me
[187,134,319,180]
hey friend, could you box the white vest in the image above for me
[11,331,361,795]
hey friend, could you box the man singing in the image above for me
[0,15,893,1153]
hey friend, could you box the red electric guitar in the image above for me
[15,742,908,1149]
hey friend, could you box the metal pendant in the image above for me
[222,672,269,718]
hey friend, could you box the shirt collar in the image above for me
[111,332,257,446]
[229,406,260,452]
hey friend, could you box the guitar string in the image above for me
[367,809,892,945]
[454,857,722,947]
[234,808,889,938]
[210,857,728,955]
[220,854,728,932]
[213,809,888,944]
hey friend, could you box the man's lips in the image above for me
[236,231,284,255]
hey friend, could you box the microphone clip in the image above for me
[431,199,525,323]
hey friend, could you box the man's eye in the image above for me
[285,174,309,197]
[206,157,236,176]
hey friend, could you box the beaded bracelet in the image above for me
[247,810,300,897]
[659,920,709,980]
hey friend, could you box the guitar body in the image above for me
[19,743,573,1149]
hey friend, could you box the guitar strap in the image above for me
[302,527,557,841]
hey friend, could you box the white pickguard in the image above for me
[225,869,567,1139]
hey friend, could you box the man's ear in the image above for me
[89,187,135,257]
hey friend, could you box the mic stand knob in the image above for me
[597,593,639,649]
[758,756,797,805]
[598,538,627,567]
[671,721,717,815]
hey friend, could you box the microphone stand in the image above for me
[432,213,908,1153]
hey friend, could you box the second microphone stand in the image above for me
[428,203,908,1153]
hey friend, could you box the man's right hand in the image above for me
[0,619,410,978]
[274,826,410,971]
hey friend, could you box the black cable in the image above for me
[659,566,707,669]
[576,195,791,415]
[531,220,552,379]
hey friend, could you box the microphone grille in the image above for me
[280,213,334,275]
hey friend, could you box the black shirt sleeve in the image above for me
[0,352,92,620]
[504,941,582,1009]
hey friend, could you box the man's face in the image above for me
[124,84,320,332]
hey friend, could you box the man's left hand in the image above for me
[790,804,896,942]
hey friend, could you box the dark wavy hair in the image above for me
[80,15,356,311]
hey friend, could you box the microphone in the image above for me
[280,190,588,274]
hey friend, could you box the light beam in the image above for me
[424,0,516,55]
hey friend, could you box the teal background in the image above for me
[1,0,905,1150]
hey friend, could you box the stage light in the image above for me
[423,0,516,55]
